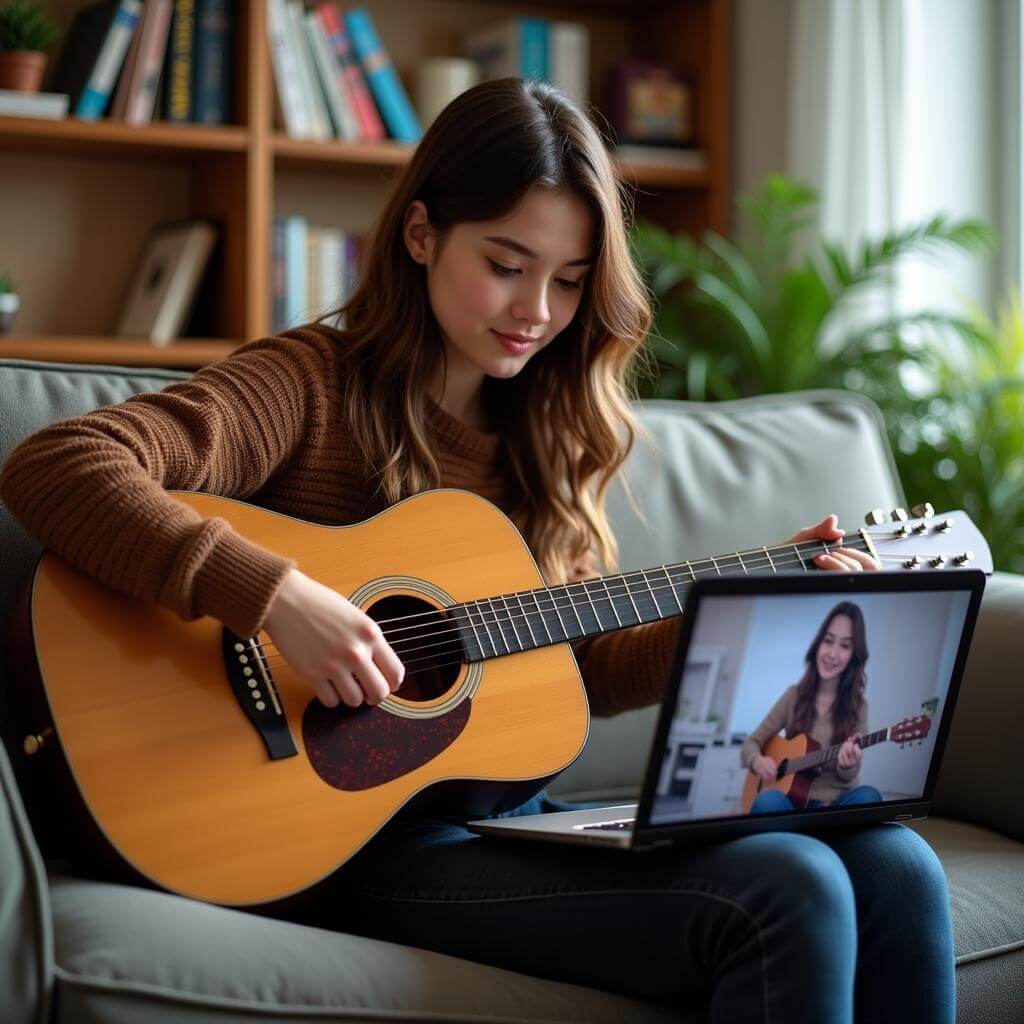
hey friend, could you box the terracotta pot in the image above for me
[0,51,48,93]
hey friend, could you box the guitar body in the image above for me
[11,489,589,910]
[740,733,820,813]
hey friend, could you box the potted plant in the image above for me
[0,273,19,334]
[0,1,58,93]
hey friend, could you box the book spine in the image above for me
[307,9,359,139]
[550,22,588,106]
[307,226,320,320]
[126,0,173,126]
[193,0,233,124]
[272,218,287,332]
[266,0,310,138]
[108,1,146,119]
[318,3,383,141]
[76,0,144,120]
[164,0,196,122]
[343,6,421,143]
[519,18,548,81]
[286,0,330,140]
[284,215,308,328]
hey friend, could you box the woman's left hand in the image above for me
[838,732,863,771]
[784,514,881,572]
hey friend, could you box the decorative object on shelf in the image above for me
[115,219,219,345]
[607,60,695,148]
[414,57,478,129]
[0,272,19,334]
[48,0,143,121]
[0,0,58,93]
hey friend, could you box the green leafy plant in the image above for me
[0,1,58,53]
[0,272,16,294]
[888,293,1024,572]
[630,175,991,403]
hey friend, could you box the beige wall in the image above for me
[732,0,792,208]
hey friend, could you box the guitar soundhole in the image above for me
[366,595,461,703]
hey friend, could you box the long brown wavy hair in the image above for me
[315,77,653,584]
[790,601,869,745]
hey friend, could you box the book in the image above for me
[286,0,331,140]
[613,144,707,170]
[316,3,384,142]
[305,9,359,140]
[550,22,588,107]
[284,215,308,328]
[267,0,311,138]
[109,0,172,124]
[272,217,287,331]
[0,89,69,119]
[116,220,218,345]
[163,0,196,123]
[49,0,144,121]
[193,0,233,125]
[343,7,421,143]
[464,17,548,83]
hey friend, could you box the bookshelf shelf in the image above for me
[0,116,248,160]
[0,0,731,367]
[0,338,240,369]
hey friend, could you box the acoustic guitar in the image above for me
[739,710,934,813]
[7,491,990,911]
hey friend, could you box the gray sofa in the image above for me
[1,357,1022,1024]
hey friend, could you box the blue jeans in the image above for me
[310,790,955,1023]
[750,784,885,815]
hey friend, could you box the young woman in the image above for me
[744,601,885,814]
[0,79,954,1022]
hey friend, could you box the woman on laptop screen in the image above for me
[744,601,885,814]
[1,79,954,1023]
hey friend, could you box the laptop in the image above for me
[468,569,986,850]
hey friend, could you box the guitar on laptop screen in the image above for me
[7,492,991,910]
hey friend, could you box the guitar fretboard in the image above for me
[782,726,889,774]
[446,535,873,663]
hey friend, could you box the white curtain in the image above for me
[787,0,1010,321]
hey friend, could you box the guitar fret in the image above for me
[460,602,486,660]
[487,598,511,655]
[710,556,721,576]
[514,593,537,649]
[564,585,586,638]
[547,586,571,640]
[736,552,749,575]
[570,582,601,635]
[601,576,623,626]
[529,591,552,645]
[794,544,808,572]
[662,566,683,612]
[623,574,643,622]
[471,600,497,658]
[763,547,776,573]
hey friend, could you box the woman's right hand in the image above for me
[262,569,406,709]
[752,754,779,783]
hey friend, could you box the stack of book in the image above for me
[272,217,362,333]
[47,0,235,126]
[268,3,420,144]
[463,17,589,109]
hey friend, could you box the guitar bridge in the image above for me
[221,629,298,761]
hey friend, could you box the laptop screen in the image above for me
[647,583,977,827]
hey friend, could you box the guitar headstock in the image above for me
[861,503,993,574]
[890,714,933,745]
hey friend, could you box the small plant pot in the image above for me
[0,51,48,93]
[0,293,20,335]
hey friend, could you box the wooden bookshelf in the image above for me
[0,0,732,369]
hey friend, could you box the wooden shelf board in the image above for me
[0,337,240,369]
[271,133,709,188]
[0,117,248,160]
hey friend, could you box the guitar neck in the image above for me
[451,533,876,663]
[782,727,890,775]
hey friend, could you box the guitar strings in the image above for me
[252,543,948,673]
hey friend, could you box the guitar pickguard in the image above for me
[302,698,472,790]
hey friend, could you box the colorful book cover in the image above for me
[343,6,421,143]
[193,0,233,124]
[317,3,384,141]
[76,0,144,120]
[163,0,195,122]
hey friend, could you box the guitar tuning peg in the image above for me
[890,508,908,522]
[865,509,886,526]
[911,502,935,518]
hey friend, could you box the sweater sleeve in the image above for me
[739,686,796,770]
[0,329,333,637]
[566,549,684,718]
[835,696,869,785]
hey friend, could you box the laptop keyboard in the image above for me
[574,818,636,831]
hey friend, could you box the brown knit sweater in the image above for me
[0,327,681,717]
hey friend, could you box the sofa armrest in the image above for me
[930,571,1024,843]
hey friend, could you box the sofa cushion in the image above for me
[47,873,683,1024]
[908,817,1024,1023]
